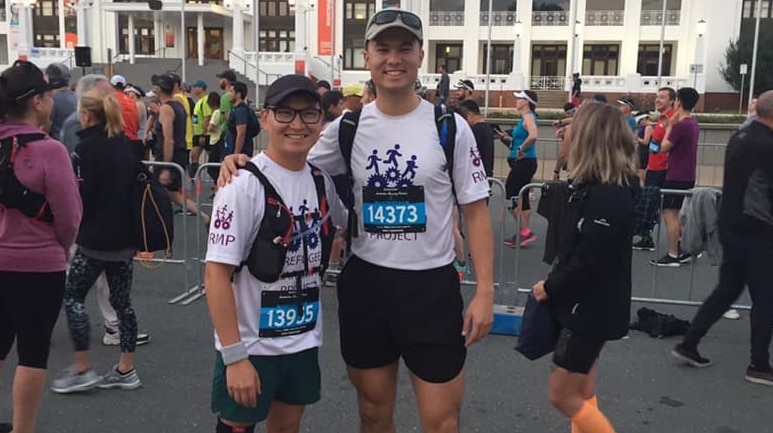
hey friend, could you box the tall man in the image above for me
[672,90,773,387]
[191,80,212,177]
[218,10,494,433]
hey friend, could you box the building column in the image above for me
[128,14,136,64]
[198,13,205,65]
[620,0,643,78]
[76,2,88,47]
[233,5,244,53]
[294,3,306,52]
[154,12,163,55]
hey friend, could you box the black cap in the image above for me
[616,97,636,110]
[167,73,182,86]
[45,63,71,90]
[454,79,474,92]
[1,60,51,103]
[563,102,577,113]
[316,80,331,90]
[151,74,175,94]
[216,69,237,83]
[263,75,321,108]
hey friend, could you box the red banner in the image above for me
[295,60,306,75]
[317,0,332,56]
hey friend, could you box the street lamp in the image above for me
[696,19,706,37]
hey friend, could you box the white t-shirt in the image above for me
[205,152,347,357]
[308,99,490,270]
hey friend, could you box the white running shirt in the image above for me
[309,99,490,270]
[206,152,347,356]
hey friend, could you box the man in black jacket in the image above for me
[672,90,773,387]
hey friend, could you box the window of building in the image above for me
[431,0,464,11]
[586,0,624,10]
[436,43,463,73]
[531,44,567,77]
[482,44,514,74]
[533,0,569,11]
[343,0,375,70]
[582,44,619,76]
[637,44,673,76]
[479,0,517,11]
[259,29,295,52]
[0,0,6,22]
[118,15,155,55]
[0,35,8,65]
[40,1,56,17]
[33,0,60,48]
[641,0,681,10]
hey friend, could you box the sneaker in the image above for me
[723,309,741,320]
[745,367,773,386]
[519,231,537,247]
[632,237,655,251]
[676,252,693,264]
[98,365,142,390]
[671,343,712,368]
[51,367,102,394]
[651,254,682,267]
[102,326,152,346]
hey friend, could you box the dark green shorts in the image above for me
[211,347,321,424]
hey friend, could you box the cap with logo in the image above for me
[342,82,364,98]
[2,60,51,103]
[365,9,423,43]
[45,63,71,90]
[110,75,127,88]
[216,69,237,83]
[263,74,321,108]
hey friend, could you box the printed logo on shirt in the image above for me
[210,232,236,246]
[364,144,419,188]
[287,200,324,261]
[468,146,488,183]
[213,204,234,230]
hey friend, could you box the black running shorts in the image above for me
[337,255,466,384]
[552,328,606,375]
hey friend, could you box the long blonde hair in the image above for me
[568,102,636,185]
[79,88,124,138]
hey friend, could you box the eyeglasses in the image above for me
[267,106,322,125]
[371,10,422,30]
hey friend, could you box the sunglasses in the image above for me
[371,9,422,30]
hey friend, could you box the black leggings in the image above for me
[505,158,538,211]
[0,270,65,369]
[64,250,137,353]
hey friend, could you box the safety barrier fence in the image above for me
[511,183,751,311]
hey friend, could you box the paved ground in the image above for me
[1,185,770,433]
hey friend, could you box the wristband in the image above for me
[220,341,249,365]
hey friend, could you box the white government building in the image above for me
[0,0,763,109]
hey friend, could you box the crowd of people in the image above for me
[0,7,772,433]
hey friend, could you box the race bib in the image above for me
[649,139,661,154]
[362,186,426,234]
[259,287,319,338]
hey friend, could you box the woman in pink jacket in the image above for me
[0,60,82,433]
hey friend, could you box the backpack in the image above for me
[237,162,335,283]
[245,105,262,139]
[132,162,174,256]
[0,133,54,222]
[629,307,690,338]
[336,104,456,245]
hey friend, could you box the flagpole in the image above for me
[484,0,493,116]
[748,0,762,106]
[656,0,667,88]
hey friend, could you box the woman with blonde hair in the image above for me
[531,102,637,433]
[52,88,143,394]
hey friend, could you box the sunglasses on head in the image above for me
[371,9,422,30]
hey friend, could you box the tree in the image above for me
[720,32,773,96]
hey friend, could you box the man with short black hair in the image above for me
[225,81,255,156]
[672,90,773,387]
[458,99,493,178]
[436,64,450,105]
[316,79,331,95]
[651,87,700,267]
[217,69,238,121]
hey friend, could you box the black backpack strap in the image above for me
[308,163,335,272]
[242,161,282,204]
[435,104,457,200]
[337,110,362,252]
[1,133,53,222]
[12,133,47,147]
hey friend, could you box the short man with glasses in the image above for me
[218,9,494,433]
[205,75,347,433]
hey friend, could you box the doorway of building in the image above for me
[186,27,224,59]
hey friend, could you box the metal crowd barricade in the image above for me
[184,162,224,306]
[510,184,751,311]
[134,161,197,305]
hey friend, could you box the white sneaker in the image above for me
[102,326,152,346]
[723,309,741,320]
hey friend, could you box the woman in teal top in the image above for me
[498,90,539,248]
